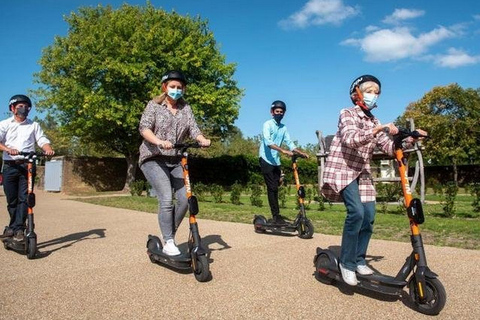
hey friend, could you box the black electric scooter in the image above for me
[313,129,446,315]
[253,153,314,239]
[146,143,211,282]
[2,151,44,259]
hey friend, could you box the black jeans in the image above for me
[2,163,28,232]
[259,157,281,217]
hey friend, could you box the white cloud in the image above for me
[341,26,456,62]
[279,0,359,29]
[382,8,425,24]
[433,48,480,68]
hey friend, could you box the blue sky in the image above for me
[1,0,479,146]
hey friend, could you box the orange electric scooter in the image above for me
[146,143,211,282]
[2,151,45,259]
[313,128,446,315]
[253,153,314,239]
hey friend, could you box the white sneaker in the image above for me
[339,263,358,286]
[163,239,181,256]
[356,264,374,275]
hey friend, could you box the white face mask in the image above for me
[363,93,378,109]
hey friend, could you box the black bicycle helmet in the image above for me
[270,100,286,112]
[9,94,32,110]
[349,75,381,104]
[161,70,187,85]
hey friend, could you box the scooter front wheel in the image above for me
[193,254,211,282]
[26,236,37,259]
[408,276,446,315]
[297,219,314,239]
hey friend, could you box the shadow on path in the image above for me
[36,228,106,258]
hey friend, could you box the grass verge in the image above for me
[73,193,480,250]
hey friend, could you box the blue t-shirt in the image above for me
[259,118,296,166]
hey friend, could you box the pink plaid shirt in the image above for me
[321,106,394,203]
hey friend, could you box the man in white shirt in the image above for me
[0,95,54,241]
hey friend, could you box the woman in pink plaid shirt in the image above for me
[321,75,426,286]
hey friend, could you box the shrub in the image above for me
[250,184,263,207]
[230,182,243,205]
[376,182,402,214]
[129,180,145,196]
[441,181,458,217]
[470,182,480,212]
[210,184,224,203]
[278,185,287,208]
[193,182,208,201]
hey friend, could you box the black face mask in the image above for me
[273,114,283,124]
[15,106,30,118]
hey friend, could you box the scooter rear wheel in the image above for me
[314,253,334,285]
[253,215,267,233]
[297,219,314,239]
[26,236,37,259]
[408,276,446,315]
[193,255,211,282]
[146,236,163,263]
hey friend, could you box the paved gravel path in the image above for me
[1,190,479,319]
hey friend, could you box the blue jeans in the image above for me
[140,160,188,242]
[339,179,376,271]
[2,163,28,232]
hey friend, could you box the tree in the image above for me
[397,84,480,184]
[33,3,243,189]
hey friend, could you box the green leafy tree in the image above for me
[33,3,243,189]
[397,84,480,185]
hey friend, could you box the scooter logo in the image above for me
[185,173,191,194]
[403,170,411,194]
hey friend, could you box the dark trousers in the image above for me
[2,163,28,232]
[259,157,281,217]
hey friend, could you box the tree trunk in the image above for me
[453,158,458,186]
[123,153,139,191]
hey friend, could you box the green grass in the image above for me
[74,192,480,250]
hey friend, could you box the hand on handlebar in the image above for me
[381,123,399,135]
[293,150,309,159]
[6,148,19,155]
[405,128,428,143]
[157,140,173,149]
[43,150,55,156]
[283,149,294,157]
[197,138,211,148]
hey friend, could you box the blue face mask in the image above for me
[167,88,183,100]
[273,114,283,124]
[363,93,378,110]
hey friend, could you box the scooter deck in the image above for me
[262,222,298,232]
[356,273,407,296]
[2,238,25,251]
[147,248,192,270]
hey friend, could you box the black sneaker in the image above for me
[273,215,288,225]
[13,230,25,242]
[0,227,14,239]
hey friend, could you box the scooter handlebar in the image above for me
[383,127,429,149]
[173,142,202,149]
[17,151,47,159]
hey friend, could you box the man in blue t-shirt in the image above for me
[259,100,308,225]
